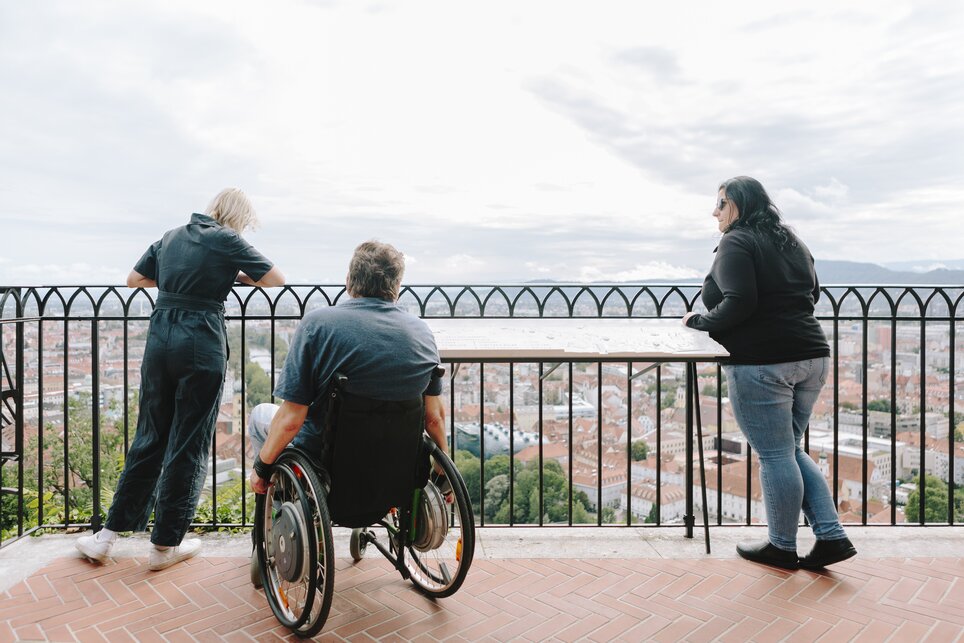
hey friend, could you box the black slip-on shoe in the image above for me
[799,537,857,570]
[736,540,799,570]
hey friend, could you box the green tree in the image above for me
[454,450,480,504]
[245,361,272,409]
[631,440,649,461]
[660,390,676,410]
[455,453,592,525]
[867,399,893,412]
[905,474,952,523]
[225,325,250,376]
[15,394,128,535]
[193,477,253,529]
[644,503,659,524]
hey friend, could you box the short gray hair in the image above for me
[205,187,259,233]
[346,241,406,301]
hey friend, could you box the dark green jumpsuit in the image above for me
[105,213,273,546]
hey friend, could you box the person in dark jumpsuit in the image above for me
[75,187,285,570]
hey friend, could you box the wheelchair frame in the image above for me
[253,436,475,638]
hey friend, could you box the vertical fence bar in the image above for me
[63,316,70,526]
[568,362,573,526]
[891,314,898,525]
[509,362,514,525]
[479,362,485,526]
[948,308,956,525]
[91,319,101,531]
[538,362,544,526]
[37,315,44,529]
[656,365,662,525]
[832,314,840,510]
[918,316,926,523]
[861,313,868,525]
[626,361,632,526]
[16,292,26,535]
[597,362,603,525]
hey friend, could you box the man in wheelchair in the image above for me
[248,239,448,491]
[246,240,474,637]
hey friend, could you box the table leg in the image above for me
[685,367,694,539]
[690,364,711,554]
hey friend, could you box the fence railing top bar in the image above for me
[2,282,961,288]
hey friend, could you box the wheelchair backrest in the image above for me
[322,379,430,528]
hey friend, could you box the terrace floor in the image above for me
[1,527,962,642]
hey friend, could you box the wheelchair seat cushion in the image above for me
[325,391,429,528]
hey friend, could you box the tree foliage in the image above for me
[867,399,893,412]
[245,361,272,410]
[4,394,129,539]
[455,451,593,524]
[631,440,649,461]
[905,474,964,523]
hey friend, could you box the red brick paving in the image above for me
[1,556,963,641]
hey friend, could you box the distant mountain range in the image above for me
[814,260,964,285]
[523,259,964,285]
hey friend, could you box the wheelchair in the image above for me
[252,374,476,638]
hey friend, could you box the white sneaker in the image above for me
[148,538,202,571]
[76,532,114,563]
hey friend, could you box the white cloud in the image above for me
[578,262,701,283]
[1,1,962,284]
[813,178,849,202]
[1,263,127,286]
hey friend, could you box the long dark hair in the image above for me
[721,176,794,248]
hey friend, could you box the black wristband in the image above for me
[253,455,273,480]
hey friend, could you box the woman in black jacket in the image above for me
[683,176,855,570]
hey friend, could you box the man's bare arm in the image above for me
[250,400,308,494]
[258,400,309,464]
[424,394,447,452]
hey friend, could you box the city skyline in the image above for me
[2,1,963,285]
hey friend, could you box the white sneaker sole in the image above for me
[75,541,110,564]
[149,549,200,571]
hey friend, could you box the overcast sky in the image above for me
[1,1,962,285]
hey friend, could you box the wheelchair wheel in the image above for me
[402,442,475,598]
[349,528,369,561]
[255,451,335,638]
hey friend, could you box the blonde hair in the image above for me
[346,240,406,301]
[204,187,259,233]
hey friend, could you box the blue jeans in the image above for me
[248,403,324,461]
[723,357,847,551]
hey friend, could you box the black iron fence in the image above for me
[1,284,961,545]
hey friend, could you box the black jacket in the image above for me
[685,226,830,364]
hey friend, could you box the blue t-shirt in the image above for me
[134,213,273,301]
[274,297,443,434]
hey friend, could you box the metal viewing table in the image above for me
[425,318,729,553]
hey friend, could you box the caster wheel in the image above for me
[349,528,368,561]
